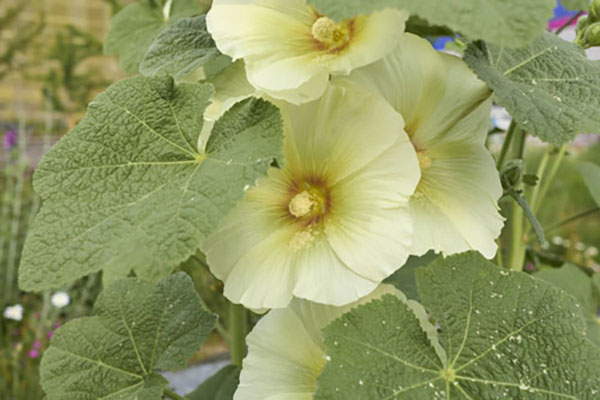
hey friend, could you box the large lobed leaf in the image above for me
[104,0,204,74]
[311,0,555,47]
[40,273,216,400]
[465,33,600,145]
[140,15,229,80]
[315,252,600,399]
[186,365,240,400]
[536,264,600,345]
[19,76,282,291]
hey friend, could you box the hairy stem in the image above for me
[533,145,567,214]
[229,302,248,367]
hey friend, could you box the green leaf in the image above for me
[580,162,600,206]
[315,252,600,399]
[536,264,600,345]
[384,251,438,301]
[311,0,554,47]
[104,0,204,74]
[19,76,282,291]
[186,365,240,400]
[464,33,600,145]
[140,15,227,80]
[40,273,216,400]
[561,0,590,11]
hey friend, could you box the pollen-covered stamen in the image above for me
[289,190,317,218]
[311,16,350,50]
[417,152,433,170]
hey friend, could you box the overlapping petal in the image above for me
[344,33,504,258]
[234,285,401,400]
[207,0,408,104]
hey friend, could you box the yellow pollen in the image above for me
[417,152,433,170]
[289,190,317,218]
[289,229,315,251]
[311,16,349,48]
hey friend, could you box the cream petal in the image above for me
[291,238,379,307]
[234,307,323,400]
[410,53,492,149]
[236,284,402,399]
[201,168,290,284]
[323,134,419,281]
[281,82,408,184]
[324,9,409,75]
[411,143,504,259]
[342,33,448,135]
[245,55,330,104]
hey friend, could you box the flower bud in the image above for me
[591,0,600,21]
[584,22,600,47]
[500,159,523,190]
[576,15,589,34]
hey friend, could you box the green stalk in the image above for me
[496,120,516,169]
[506,126,528,271]
[229,302,248,367]
[528,149,551,212]
[533,145,567,214]
[5,118,27,300]
[164,388,186,400]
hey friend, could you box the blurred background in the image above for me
[0,0,598,398]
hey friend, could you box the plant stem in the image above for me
[508,199,526,271]
[495,239,504,268]
[496,120,516,169]
[229,302,247,367]
[545,207,600,233]
[164,388,186,400]
[528,149,551,212]
[533,145,567,214]
[555,11,584,35]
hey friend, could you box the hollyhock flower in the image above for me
[3,304,23,321]
[234,285,427,399]
[50,291,70,308]
[207,0,408,104]
[202,83,420,309]
[342,34,504,259]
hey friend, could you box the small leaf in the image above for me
[186,365,240,400]
[104,0,204,74]
[315,252,600,399]
[140,15,227,80]
[40,273,216,400]
[580,162,600,206]
[19,76,282,291]
[464,33,600,145]
[536,264,600,345]
[384,251,438,301]
[311,0,555,47]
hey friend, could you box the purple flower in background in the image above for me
[33,340,42,349]
[3,130,17,149]
[46,331,54,340]
[28,349,39,359]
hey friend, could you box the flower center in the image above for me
[311,16,351,50]
[289,190,317,218]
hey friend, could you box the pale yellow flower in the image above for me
[343,34,504,259]
[206,0,408,104]
[234,285,401,400]
[202,82,420,309]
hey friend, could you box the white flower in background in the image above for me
[3,304,23,321]
[234,285,408,399]
[202,83,420,309]
[51,291,70,308]
[342,33,505,259]
[207,0,408,104]
[586,246,599,258]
